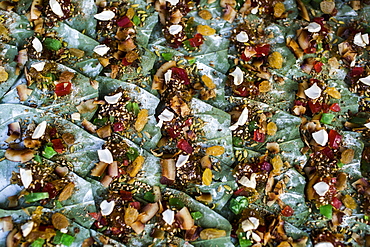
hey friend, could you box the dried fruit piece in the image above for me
[127,155,145,177]
[340,149,354,164]
[58,182,75,201]
[69,48,85,58]
[320,0,335,14]
[0,66,9,82]
[200,228,226,240]
[198,10,212,20]
[267,122,277,136]
[126,8,135,19]
[201,75,216,89]
[200,155,212,169]
[259,81,271,93]
[274,2,285,18]
[197,25,216,36]
[342,194,357,209]
[205,146,225,156]
[124,206,139,226]
[268,51,283,69]
[325,87,341,99]
[202,168,212,186]
[134,109,148,132]
[52,213,69,230]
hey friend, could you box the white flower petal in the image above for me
[229,67,244,86]
[312,129,328,146]
[21,221,34,237]
[32,37,43,53]
[98,149,113,164]
[31,62,45,72]
[32,121,47,139]
[104,92,122,104]
[307,22,321,33]
[354,32,367,47]
[169,25,183,35]
[162,209,175,225]
[100,200,115,216]
[94,10,115,21]
[164,69,172,83]
[304,83,322,99]
[313,181,330,196]
[236,31,249,43]
[93,44,110,56]
[166,0,179,5]
[359,75,370,86]
[20,168,32,189]
[49,0,64,17]
[176,155,189,168]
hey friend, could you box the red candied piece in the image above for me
[177,139,193,154]
[51,139,64,153]
[330,103,341,112]
[55,82,72,96]
[329,129,342,149]
[117,16,133,28]
[281,205,294,217]
[171,67,190,85]
[253,130,265,143]
[189,33,204,47]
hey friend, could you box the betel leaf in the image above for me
[96,76,162,151]
[0,43,19,100]
[1,62,99,123]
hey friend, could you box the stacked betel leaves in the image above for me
[0,0,370,246]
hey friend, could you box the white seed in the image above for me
[306,22,321,33]
[175,155,189,168]
[164,69,172,83]
[313,181,330,196]
[21,221,34,237]
[162,209,174,225]
[359,75,370,86]
[166,0,179,5]
[229,107,248,130]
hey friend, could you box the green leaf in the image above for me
[126,102,140,116]
[132,15,141,26]
[44,38,62,51]
[320,204,333,219]
[53,231,75,246]
[24,192,49,203]
[169,197,185,209]
[126,147,139,161]
[34,155,42,164]
[144,191,155,202]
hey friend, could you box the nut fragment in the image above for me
[58,182,75,201]
[52,213,69,230]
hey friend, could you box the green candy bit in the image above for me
[132,15,140,26]
[320,204,333,219]
[126,102,140,116]
[169,197,184,209]
[365,215,369,221]
[93,117,108,126]
[24,192,49,203]
[126,147,139,161]
[232,137,243,147]
[43,145,57,159]
[229,196,248,215]
[31,238,45,247]
[188,58,196,65]
[53,231,75,247]
[55,200,63,208]
[191,211,203,220]
[44,38,62,51]
[320,113,335,124]
[182,40,196,51]
[337,161,344,168]
[34,155,42,164]
[144,191,155,202]
[248,121,257,132]
[161,52,173,61]
[239,238,253,247]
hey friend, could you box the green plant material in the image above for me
[31,238,45,247]
[144,191,155,202]
[191,211,203,220]
[229,196,248,215]
[161,52,173,61]
[126,102,140,116]
[169,197,184,209]
[45,73,56,82]
[24,192,49,203]
[248,121,257,132]
[132,15,140,26]
[232,137,243,147]
[183,40,196,51]
[43,145,58,159]
[126,147,139,161]
[53,231,75,246]
[34,155,42,164]
[55,200,63,208]
[337,161,344,168]
[320,204,333,219]
[349,116,367,125]
[93,117,108,126]
[320,113,335,124]
[188,58,196,65]
[44,38,62,51]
